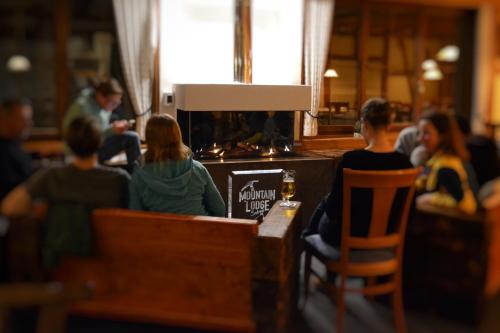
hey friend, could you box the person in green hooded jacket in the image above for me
[129,114,225,217]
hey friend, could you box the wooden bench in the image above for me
[53,209,258,332]
[404,202,500,325]
[48,201,302,333]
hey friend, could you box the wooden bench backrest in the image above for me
[56,209,258,333]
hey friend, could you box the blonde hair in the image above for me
[144,114,191,163]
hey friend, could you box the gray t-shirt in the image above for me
[26,164,130,208]
[394,126,420,157]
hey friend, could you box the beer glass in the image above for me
[280,170,296,208]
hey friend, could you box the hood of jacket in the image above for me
[133,157,194,198]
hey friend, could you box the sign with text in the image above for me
[228,169,283,219]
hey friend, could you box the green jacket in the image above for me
[63,88,113,138]
[129,157,225,217]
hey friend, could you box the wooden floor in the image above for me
[57,254,484,333]
[291,256,475,333]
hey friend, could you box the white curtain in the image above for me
[303,0,334,136]
[113,0,154,139]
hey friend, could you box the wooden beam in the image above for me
[381,28,390,98]
[413,10,427,121]
[395,34,414,104]
[357,2,370,111]
[55,0,70,130]
[329,54,357,61]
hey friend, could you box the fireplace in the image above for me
[177,110,296,160]
[172,83,311,160]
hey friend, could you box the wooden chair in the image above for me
[302,168,420,333]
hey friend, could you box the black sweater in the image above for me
[0,138,32,200]
[321,149,413,246]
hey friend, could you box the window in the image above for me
[160,0,303,92]
[0,0,133,134]
[252,0,302,84]
[321,1,472,128]
[160,0,234,92]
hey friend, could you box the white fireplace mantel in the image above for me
[172,83,311,112]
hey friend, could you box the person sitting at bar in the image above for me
[129,114,225,217]
[395,112,481,198]
[0,98,33,201]
[394,125,428,167]
[415,110,477,214]
[63,77,141,172]
[303,98,413,246]
[1,117,130,267]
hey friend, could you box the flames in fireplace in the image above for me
[194,143,296,160]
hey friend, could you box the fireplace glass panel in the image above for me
[177,110,295,159]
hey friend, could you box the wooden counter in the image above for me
[203,153,334,229]
[253,201,302,333]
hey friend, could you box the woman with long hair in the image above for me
[129,114,225,216]
[416,110,477,214]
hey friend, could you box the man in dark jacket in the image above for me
[1,117,130,267]
[0,99,33,201]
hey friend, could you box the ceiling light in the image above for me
[436,45,460,62]
[423,68,443,81]
[324,68,338,78]
[6,55,31,72]
[421,59,438,71]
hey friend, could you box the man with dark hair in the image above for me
[0,98,33,200]
[63,78,141,172]
[1,117,130,267]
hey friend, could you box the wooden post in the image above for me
[396,34,414,103]
[381,23,390,99]
[357,3,370,113]
[413,10,427,121]
[234,0,252,84]
[55,0,70,130]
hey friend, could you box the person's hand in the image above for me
[416,193,433,206]
[111,120,129,134]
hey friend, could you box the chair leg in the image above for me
[366,277,376,302]
[0,309,8,333]
[37,304,67,333]
[302,250,312,309]
[336,275,346,333]
[392,274,406,333]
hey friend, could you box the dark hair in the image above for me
[454,114,471,136]
[65,117,102,157]
[360,98,392,129]
[144,114,191,163]
[0,98,32,114]
[91,77,123,96]
[420,110,469,160]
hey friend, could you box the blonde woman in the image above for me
[129,114,225,216]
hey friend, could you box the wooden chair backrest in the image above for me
[56,209,258,333]
[341,168,420,252]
